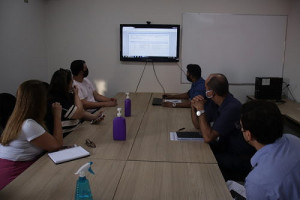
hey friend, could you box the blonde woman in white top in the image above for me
[0,80,63,190]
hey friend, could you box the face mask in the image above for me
[206,90,214,99]
[83,68,89,77]
[187,75,192,82]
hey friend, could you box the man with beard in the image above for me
[162,64,205,108]
[70,60,117,112]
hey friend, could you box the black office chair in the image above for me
[0,93,16,136]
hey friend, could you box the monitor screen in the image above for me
[120,24,180,62]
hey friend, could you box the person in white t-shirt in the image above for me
[0,80,63,190]
[70,60,117,112]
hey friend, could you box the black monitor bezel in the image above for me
[120,24,180,62]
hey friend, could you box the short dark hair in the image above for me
[241,100,283,145]
[187,64,202,79]
[206,74,229,96]
[70,60,85,76]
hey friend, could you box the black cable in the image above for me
[176,62,187,76]
[287,86,296,101]
[135,62,147,93]
[283,82,296,101]
[152,62,166,94]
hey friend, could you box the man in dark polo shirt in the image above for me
[162,64,206,108]
[191,73,255,181]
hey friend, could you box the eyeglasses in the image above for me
[85,139,96,148]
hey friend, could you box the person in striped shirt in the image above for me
[46,69,104,136]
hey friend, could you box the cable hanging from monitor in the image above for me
[176,62,187,76]
[152,62,166,94]
[135,62,147,93]
[283,82,296,101]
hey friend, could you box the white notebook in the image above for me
[48,146,90,164]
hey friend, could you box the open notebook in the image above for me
[48,146,90,164]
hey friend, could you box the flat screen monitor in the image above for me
[120,24,180,62]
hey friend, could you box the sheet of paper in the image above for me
[164,99,182,103]
[226,180,246,198]
[170,132,178,141]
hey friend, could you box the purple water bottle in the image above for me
[125,92,131,117]
[113,108,126,140]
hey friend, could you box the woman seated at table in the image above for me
[0,80,64,190]
[45,68,104,136]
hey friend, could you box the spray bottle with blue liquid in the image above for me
[75,162,95,200]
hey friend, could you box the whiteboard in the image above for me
[181,13,287,84]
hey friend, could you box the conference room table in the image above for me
[0,93,232,200]
[247,95,300,125]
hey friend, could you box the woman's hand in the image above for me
[90,111,105,124]
[73,85,79,96]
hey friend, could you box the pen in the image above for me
[177,128,185,132]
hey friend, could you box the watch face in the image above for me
[196,110,204,116]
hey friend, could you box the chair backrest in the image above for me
[0,93,16,134]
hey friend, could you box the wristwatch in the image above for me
[196,110,205,116]
[172,103,176,108]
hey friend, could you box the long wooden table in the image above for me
[129,94,216,163]
[0,93,231,200]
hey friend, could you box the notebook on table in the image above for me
[176,131,203,141]
[48,146,90,164]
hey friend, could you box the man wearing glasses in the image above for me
[191,73,255,181]
[240,100,300,200]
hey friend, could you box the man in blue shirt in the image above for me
[191,73,255,181]
[241,100,300,200]
[162,64,205,108]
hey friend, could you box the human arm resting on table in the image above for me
[191,95,219,143]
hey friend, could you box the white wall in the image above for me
[1,0,298,104]
[283,0,300,102]
[44,0,292,102]
[0,0,47,95]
